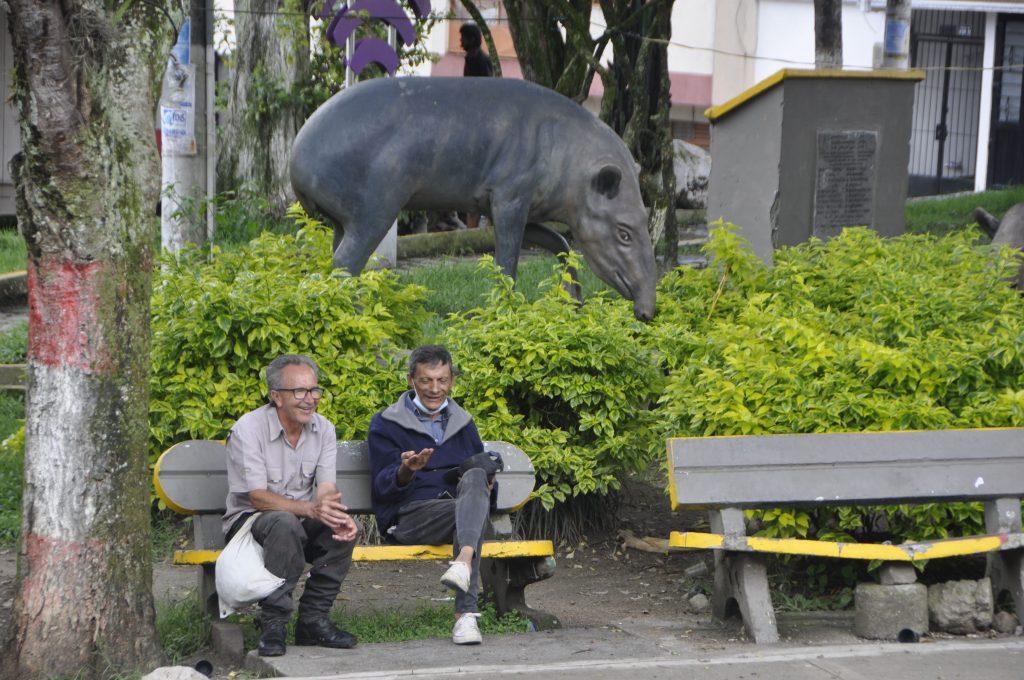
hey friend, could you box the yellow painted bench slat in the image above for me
[669,531,1023,561]
[174,539,555,566]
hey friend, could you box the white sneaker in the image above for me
[441,560,471,593]
[452,613,482,645]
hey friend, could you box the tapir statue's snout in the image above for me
[634,288,656,322]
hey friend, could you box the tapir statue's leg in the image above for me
[491,196,530,280]
[523,223,582,301]
[332,179,410,275]
[333,210,401,275]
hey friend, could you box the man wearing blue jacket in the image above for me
[368,345,493,645]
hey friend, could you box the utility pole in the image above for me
[160,0,214,252]
[882,0,912,70]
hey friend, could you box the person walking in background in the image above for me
[460,21,492,78]
[459,21,491,229]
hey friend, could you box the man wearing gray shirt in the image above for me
[223,354,359,657]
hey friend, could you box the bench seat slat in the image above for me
[172,539,555,566]
[669,530,1024,561]
[156,440,536,515]
[668,428,1024,510]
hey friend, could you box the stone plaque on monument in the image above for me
[813,130,878,239]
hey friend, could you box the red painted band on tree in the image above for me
[27,259,110,371]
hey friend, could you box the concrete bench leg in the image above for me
[986,498,1024,616]
[712,552,779,644]
[481,556,560,630]
[988,549,1023,617]
[709,508,778,643]
[199,563,218,617]
[193,514,224,618]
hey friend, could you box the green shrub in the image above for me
[653,224,1024,542]
[149,211,429,461]
[167,184,297,250]
[0,424,25,546]
[444,256,663,511]
[0,321,27,363]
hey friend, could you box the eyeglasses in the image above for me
[275,387,325,400]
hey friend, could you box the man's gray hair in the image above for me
[266,354,319,398]
[407,345,456,377]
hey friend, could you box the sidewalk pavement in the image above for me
[245,612,1024,679]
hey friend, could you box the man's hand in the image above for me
[311,491,358,542]
[397,448,434,485]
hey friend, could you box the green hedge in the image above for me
[651,224,1024,541]
[146,211,1024,545]
[444,255,663,510]
[149,217,429,457]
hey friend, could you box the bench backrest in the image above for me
[667,428,1024,511]
[155,440,536,516]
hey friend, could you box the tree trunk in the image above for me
[1,2,167,677]
[503,0,596,100]
[814,0,843,69]
[218,0,309,215]
[599,0,678,271]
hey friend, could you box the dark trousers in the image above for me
[248,510,356,624]
[391,468,490,613]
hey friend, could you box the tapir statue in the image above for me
[974,205,1024,289]
[289,77,657,321]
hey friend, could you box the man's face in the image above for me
[408,361,453,412]
[271,364,321,430]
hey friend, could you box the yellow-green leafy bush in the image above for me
[444,256,663,510]
[149,221,428,461]
[653,224,1024,541]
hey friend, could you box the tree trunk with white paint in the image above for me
[0,2,168,677]
[814,0,843,69]
[218,0,310,215]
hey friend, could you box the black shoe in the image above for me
[257,619,287,657]
[294,617,358,649]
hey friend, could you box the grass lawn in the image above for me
[0,229,25,274]
[904,185,1024,235]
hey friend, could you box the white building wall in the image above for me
[670,0,717,75]
[406,0,452,76]
[712,0,760,105]
[754,0,887,83]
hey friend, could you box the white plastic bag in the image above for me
[215,513,285,618]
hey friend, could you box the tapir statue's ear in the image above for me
[592,165,621,199]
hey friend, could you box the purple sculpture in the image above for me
[290,77,657,321]
[320,0,430,76]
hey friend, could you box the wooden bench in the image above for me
[666,428,1024,643]
[154,439,559,629]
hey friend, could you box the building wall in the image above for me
[754,0,887,82]
[670,0,717,75]
[712,0,760,105]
